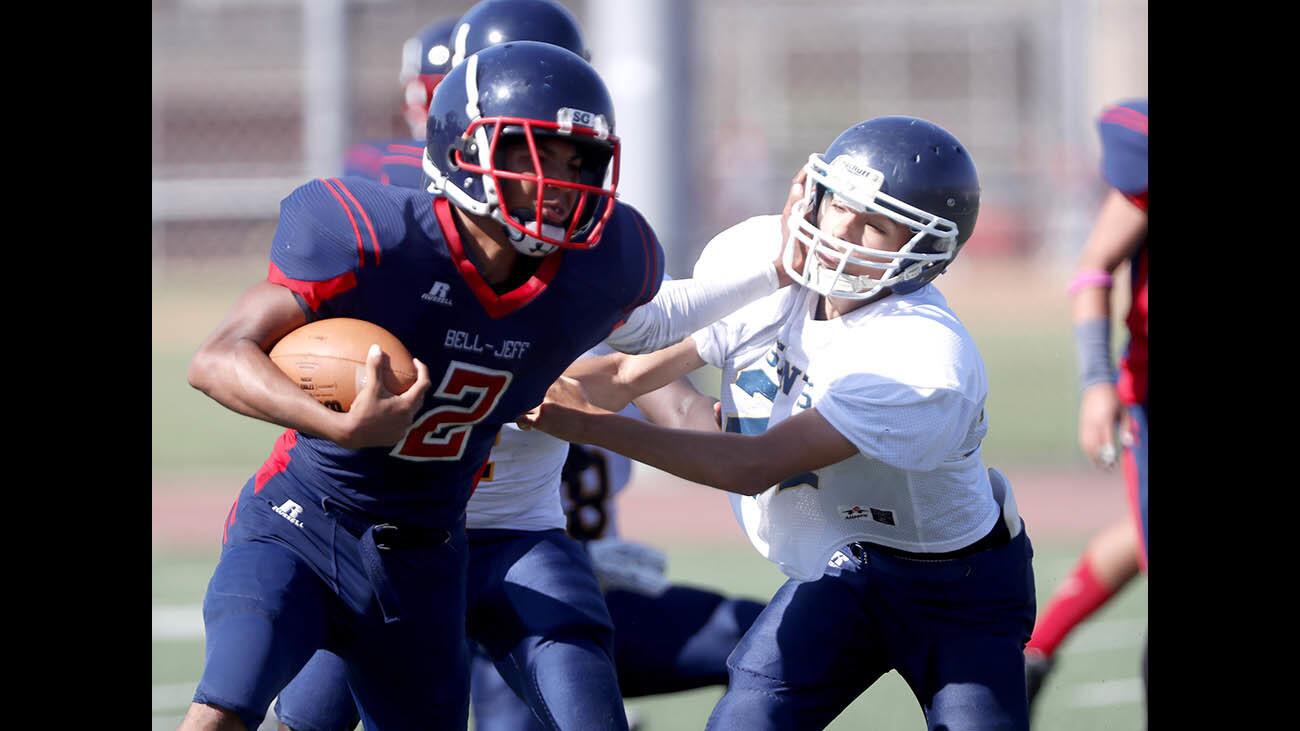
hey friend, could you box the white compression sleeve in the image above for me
[603,260,780,355]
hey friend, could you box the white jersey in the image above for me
[692,216,1003,581]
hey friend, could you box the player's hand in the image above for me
[713,400,723,429]
[774,167,810,287]
[1078,382,1122,469]
[517,375,609,442]
[335,344,431,449]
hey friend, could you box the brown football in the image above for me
[269,318,418,413]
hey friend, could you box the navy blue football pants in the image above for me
[471,584,766,731]
[192,475,470,731]
[706,527,1037,731]
[276,528,627,731]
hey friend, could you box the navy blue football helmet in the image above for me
[400,17,459,139]
[785,116,981,300]
[424,41,619,256]
[450,0,589,68]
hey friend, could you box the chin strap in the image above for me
[500,208,562,257]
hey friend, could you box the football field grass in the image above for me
[152,541,1146,730]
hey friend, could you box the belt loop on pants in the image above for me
[360,523,404,625]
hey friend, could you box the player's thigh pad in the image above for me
[605,585,765,697]
[468,529,624,731]
[468,529,614,655]
[194,535,335,730]
[708,563,892,731]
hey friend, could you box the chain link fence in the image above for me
[152,0,1145,273]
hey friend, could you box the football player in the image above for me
[271,3,778,729]
[340,17,457,190]
[341,0,594,191]
[182,41,786,731]
[521,116,1040,731]
[1026,97,1148,719]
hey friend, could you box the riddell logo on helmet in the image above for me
[827,158,885,196]
[839,160,871,178]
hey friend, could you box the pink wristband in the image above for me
[1067,270,1113,296]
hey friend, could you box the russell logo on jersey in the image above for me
[422,281,454,306]
[839,505,896,525]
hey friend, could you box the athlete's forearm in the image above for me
[189,337,347,441]
[568,413,773,495]
[1069,188,1147,325]
[604,263,779,355]
[523,384,856,494]
[563,338,706,411]
[632,378,719,431]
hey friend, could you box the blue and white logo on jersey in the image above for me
[273,499,305,529]
[422,281,454,306]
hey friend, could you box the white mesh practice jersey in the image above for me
[692,216,1001,581]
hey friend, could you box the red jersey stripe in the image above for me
[380,155,424,168]
[331,178,383,266]
[254,430,300,494]
[222,495,239,544]
[345,145,384,175]
[319,178,367,268]
[1100,107,1148,136]
[267,261,357,311]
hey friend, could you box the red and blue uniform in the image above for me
[273,156,763,730]
[274,145,758,730]
[342,138,428,191]
[193,176,663,730]
[1098,99,1148,566]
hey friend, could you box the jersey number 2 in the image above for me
[390,361,513,461]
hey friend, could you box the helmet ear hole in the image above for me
[445,145,461,171]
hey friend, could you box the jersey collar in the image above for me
[433,196,562,319]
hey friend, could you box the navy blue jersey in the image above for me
[260,176,664,530]
[342,139,428,190]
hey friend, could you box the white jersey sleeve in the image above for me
[603,250,779,355]
[690,215,791,368]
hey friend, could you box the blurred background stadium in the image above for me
[152,0,1147,728]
